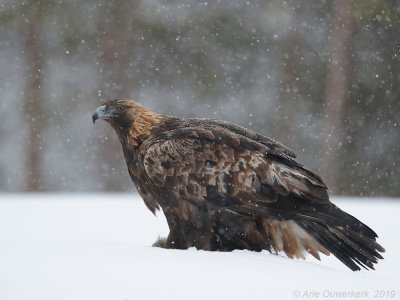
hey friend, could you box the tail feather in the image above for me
[328,226,383,261]
[295,216,385,271]
[341,227,385,254]
[298,204,378,239]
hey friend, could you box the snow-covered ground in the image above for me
[0,194,398,300]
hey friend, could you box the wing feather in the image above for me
[141,125,329,211]
[195,118,297,158]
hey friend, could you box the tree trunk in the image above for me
[23,7,44,191]
[322,0,354,193]
[276,29,301,148]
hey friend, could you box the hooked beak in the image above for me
[92,105,106,124]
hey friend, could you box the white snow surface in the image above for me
[0,194,398,300]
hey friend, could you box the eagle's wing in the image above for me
[201,118,297,158]
[141,125,384,270]
[142,125,327,206]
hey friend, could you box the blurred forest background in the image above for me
[0,0,399,196]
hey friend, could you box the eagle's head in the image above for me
[92,98,141,126]
[92,98,163,145]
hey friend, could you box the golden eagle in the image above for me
[93,99,384,271]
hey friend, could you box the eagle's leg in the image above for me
[164,230,190,249]
[157,203,216,250]
[151,233,187,249]
[152,236,167,248]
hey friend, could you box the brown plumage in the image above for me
[92,98,385,271]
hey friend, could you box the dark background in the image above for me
[0,0,399,196]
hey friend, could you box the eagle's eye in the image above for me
[117,106,126,112]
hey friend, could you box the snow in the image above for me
[0,194,398,300]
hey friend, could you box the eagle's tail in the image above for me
[294,204,385,271]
